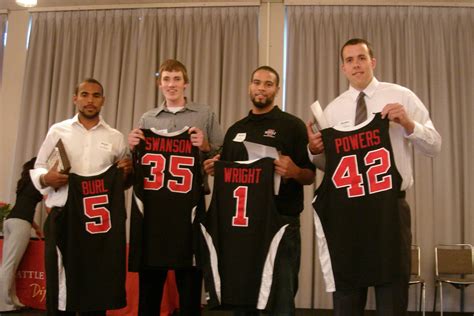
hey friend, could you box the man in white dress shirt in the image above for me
[30,78,132,316]
[31,78,131,205]
[307,38,441,316]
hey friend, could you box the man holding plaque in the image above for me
[307,38,441,315]
[30,78,132,316]
[127,59,223,316]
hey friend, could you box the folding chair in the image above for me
[409,245,425,315]
[433,243,474,315]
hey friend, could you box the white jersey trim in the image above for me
[57,246,67,310]
[200,223,221,304]
[257,223,289,309]
[312,195,336,292]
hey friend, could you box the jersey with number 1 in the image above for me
[200,158,289,310]
[129,128,203,270]
[313,113,403,291]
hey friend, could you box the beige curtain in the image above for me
[0,13,7,88]
[286,5,474,311]
[12,6,258,191]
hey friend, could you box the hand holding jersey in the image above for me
[381,102,415,134]
[307,101,416,158]
[313,113,403,292]
[31,79,130,315]
[202,66,315,315]
[310,38,441,316]
[128,60,224,316]
[200,158,290,310]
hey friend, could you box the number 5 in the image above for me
[83,195,111,234]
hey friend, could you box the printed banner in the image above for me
[0,239,179,314]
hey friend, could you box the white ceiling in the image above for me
[1,0,473,11]
[0,0,257,11]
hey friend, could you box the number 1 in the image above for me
[232,186,249,227]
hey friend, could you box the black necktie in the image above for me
[355,92,367,125]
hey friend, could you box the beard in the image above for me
[251,95,274,109]
[79,108,100,119]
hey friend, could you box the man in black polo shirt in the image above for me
[204,66,315,316]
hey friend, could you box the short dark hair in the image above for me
[340,38,375,61]
[74,78,104,96]
[250,66,280,87]
[16,157,36,194]
[157,59,189,84]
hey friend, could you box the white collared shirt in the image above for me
[311,77,441,190]
[30,114,128,207]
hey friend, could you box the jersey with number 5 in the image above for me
[48,164,126,311]
[129,128,204,270]
[313,113,403,291]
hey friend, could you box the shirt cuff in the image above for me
[29,168,50,194]
[307,145,316,163]
[404,121,423,140]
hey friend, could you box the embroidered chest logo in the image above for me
[263,129,277,138]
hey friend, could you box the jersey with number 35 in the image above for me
[129,128,203,270]
[313,113,403,291]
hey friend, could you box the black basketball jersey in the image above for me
[201,158,289,310]
[313,113,403,291]
[47,165,126,312]
[129,128,203,270]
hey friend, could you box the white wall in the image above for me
[0,10,29,202]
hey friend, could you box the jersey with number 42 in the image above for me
[313,113,403,291]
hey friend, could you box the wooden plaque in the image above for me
[47,139,71,173]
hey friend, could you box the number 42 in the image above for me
[331,148,393,198]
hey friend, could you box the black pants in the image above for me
[332,198,412,316]
[44,208,62,316]
[138,267,202,316]
[44,209,114,316]
[332,278,410,316]
[233,218,301,316]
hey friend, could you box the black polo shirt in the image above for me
[221,106,315,216]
